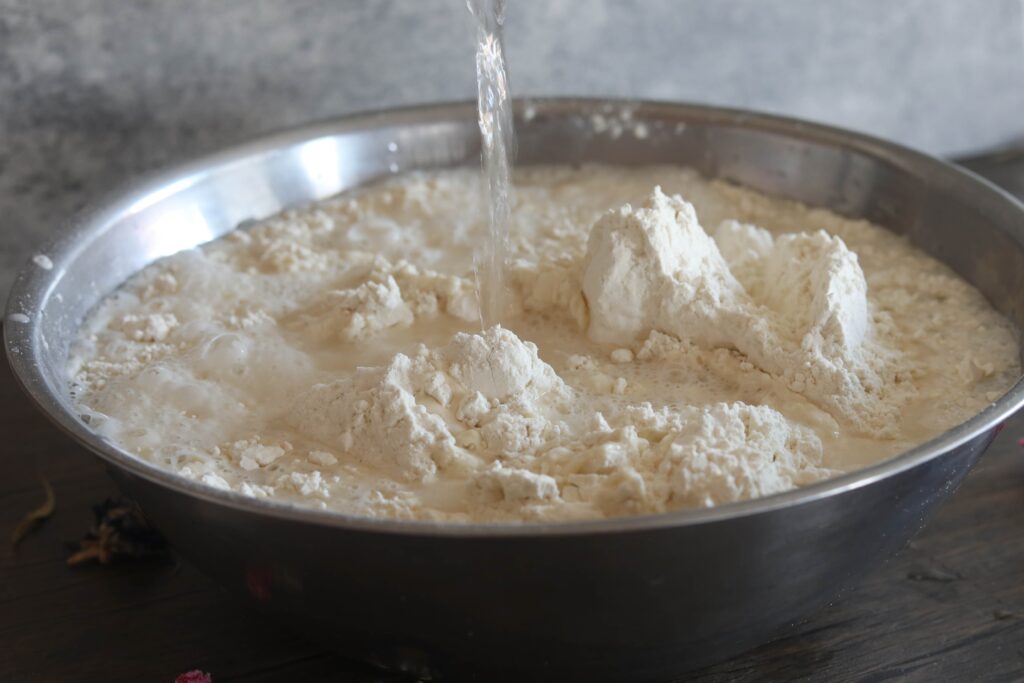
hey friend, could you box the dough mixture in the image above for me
[67,166,1020,522]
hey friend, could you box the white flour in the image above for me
[67,166,1020,522]
[581,188,890,433]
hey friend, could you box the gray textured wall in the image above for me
[3,0,1023,298]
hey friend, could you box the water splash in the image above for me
[468,0,515,328]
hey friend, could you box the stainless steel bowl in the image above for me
[6,99,1024,681]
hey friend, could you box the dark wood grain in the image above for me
[2,352,1022,682]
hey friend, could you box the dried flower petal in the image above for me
[11,476,56,548]
[67,498,168,566]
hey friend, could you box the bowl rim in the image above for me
[5,96,1024,538]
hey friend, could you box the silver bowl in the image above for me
[6,99,1024,681]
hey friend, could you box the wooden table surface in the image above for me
[2,338,1023,682]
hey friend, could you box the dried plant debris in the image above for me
[906,561,961,583]
[66,498,169,566]
[11,475,56,549]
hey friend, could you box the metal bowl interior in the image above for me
[5,99,1024,679]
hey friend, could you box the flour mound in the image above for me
[757,231,869,355]
[440,327,561,400]
[295,274,413,342]
[287,326,571,483]
[292,260,478,343]
[581,187,893,433]
[582,186,745,347]
[650,403,828,507]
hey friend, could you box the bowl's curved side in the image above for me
[111,430,994,680]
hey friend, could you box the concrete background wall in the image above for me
[2,0,1023,297]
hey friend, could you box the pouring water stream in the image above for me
[468,0,515,329]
